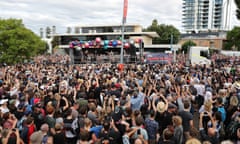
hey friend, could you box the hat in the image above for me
[157,101,166,113]
[9,99,15,105]
[0,99,8,105]
[33,98,41,104]
[78,79,84,84]
[230,96,239,106]
[234,82,240,89]
[115,83,121,89]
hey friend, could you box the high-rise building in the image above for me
[182,0,232,33]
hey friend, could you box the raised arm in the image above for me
[152,96,157,112]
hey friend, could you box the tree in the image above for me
[181,40,196,54]
[223,26,240,50]
[143,19,181,44]
[235,0,240,20]
[0,18,46,64]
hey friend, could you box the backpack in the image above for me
[63,118,76,137]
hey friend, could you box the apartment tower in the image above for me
[182,0,232,33]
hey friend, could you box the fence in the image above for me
[73,55,138,64]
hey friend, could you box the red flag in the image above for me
[123,0,128,23]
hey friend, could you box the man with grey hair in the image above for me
[30,123,49,144]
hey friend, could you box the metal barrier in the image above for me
[73,55,137,64]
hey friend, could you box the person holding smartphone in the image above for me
[2,128,23,144]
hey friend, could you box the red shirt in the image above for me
[27,124,35,144]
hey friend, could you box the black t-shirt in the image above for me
[155,111,174,134]
[162,111,174,127]
[53,132,65,144]
[99,128,121,144]
[158,140,175,144]
[32,111,45,130]
[14,111,24,120]
[178,111,193,132]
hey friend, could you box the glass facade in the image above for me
[81,26,134,34]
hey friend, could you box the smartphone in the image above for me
[137,129,141,135]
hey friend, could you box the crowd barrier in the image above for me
[73,55,138,64]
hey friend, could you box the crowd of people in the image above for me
[0,54,239,144]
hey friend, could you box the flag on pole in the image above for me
[123,0,128,23]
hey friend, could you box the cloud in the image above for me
[0,0,239,35]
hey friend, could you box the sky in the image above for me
[0,0,240,35]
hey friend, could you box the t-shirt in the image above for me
[90,125,103,138]
[45,115,56,129]
[145,118,159,140]
[27,124,35,143]
[53,132,65,144]
[131,127,148,141]
[218,107,226,122]
[63,118,76,138]
[178,111,193,132]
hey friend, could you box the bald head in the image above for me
[207,128,216,137]
[134,138,143,144]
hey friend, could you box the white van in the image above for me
[189,46,211,65]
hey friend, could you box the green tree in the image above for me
[181,40,196,54]
[51,36,60,49]
[0,18,46,64]
[235,0,240,20]
[144,19,181,44]
[224,26,240,50]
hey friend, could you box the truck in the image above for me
[189,46,211,65]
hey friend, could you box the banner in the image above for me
[123,0,128,23]
[145,53,173,64]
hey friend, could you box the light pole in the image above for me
[170,34,176,63]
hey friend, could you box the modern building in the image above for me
[51,24,180,54]
[182,0,233,33]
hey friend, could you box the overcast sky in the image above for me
[1,0,239,35]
